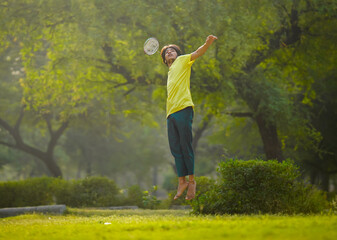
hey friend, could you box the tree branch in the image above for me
[100,44,164,89]
[44,115,54,135]
[0,114,68,161]
[225,112,254,118]
[243,0,301,74]
[45,15,74,28]
[0,116,46,159]
[169,162,177,175]
[0,140,16,148]
[0,117,15,135]
[124,87,136,96]
[14,106,25,131]
[114,81,134,88]
[47,121,69,155]
[193,113,213,151]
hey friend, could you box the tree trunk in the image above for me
[310,169,318,185]
[152,165,158,197]
[255,113,284,161]
[320,171,330,192]
[169,162,177,175]
[16,140,63,178]
[193,113,212,152]
[152,165,158,186]
[0,114,68,178]
[230,1,303,162]
[84,148,92,177]
[43,155,63,178]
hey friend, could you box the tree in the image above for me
[0,0,164,177]
[1,0,336,186]
[308,73,337,190]
[166,0,337,163]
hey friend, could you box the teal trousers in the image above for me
[167,107,194,177]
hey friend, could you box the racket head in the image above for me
[144,37,159,55]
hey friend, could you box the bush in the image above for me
[142,186,161,209]
[123,185,144,207]
[330,195,337,214]
[54,176,120,207]
[189,176,215,210]
[0,177,55,208]
[165,177,187,206]
[122,185,162,209]
[192,159,329,215]
[0,176,121,208]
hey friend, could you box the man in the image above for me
[160,35,217,200]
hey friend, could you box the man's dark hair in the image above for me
[160,44,182,66]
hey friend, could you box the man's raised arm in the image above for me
[191,35,218,61]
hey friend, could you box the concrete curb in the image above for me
[98,206,139,210]
[0,205,67,218]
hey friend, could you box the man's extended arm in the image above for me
[191,35,218,61]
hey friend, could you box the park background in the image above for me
[0,0,336,201]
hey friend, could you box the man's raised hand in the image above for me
[206,35,218,45]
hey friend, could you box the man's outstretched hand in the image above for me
[191,35,218,61]
[206,35,218,45]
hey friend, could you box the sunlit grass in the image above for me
[0,209,336,240]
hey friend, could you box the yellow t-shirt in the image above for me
[166,54,195,118]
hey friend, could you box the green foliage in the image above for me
[142,186,160,209]
[54,176,120,207]
[1,0,337,191]
[123,185,144,208]
[330,195,337,214]
[0,177,176,209]
[189,176,216,210]
[0,176,121,208]
[192,159,329,215]
[0,177,55,207]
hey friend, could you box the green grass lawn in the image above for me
[1,209,337,240]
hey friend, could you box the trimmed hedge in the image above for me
[0,177,168,209]
[53,177,120,207]
[0,161,330,213]
[0,176,121,208]
[0,177,55,208]
[192,159,329,215]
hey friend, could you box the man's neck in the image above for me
[167,59,175,68]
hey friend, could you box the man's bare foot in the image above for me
[185,180,196,200]
[174,182,189,200]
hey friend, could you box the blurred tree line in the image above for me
[0,0,336,191]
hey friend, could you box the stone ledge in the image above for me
[98,206,139,210]
[0,205,67,218]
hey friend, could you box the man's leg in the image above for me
[174,176,189,200]
[167,115,189,199]
[174,107,196,200]
[167,115,188,177]
[186,175,196,200]
[175,107,194,176]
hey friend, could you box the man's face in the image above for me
[165,48,178,63]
